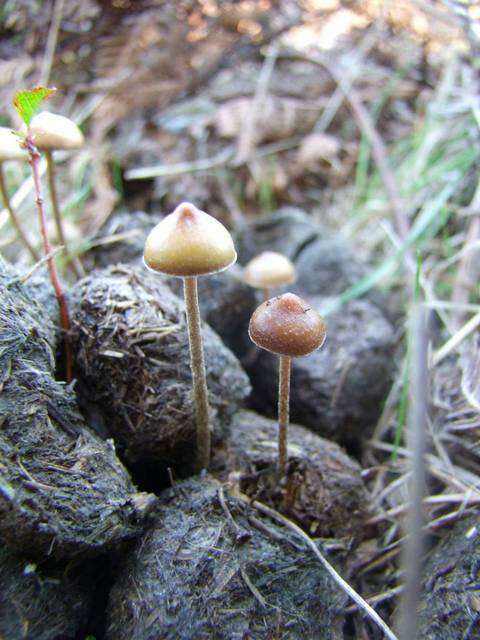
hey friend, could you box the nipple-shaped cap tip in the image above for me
[243,251,296,289]
[143,201,237,277]
[248,292,326,357]
[275,292,306,313]
[175,202,197,223]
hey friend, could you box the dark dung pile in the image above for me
[71,265,251,473]
[234,208,320,263]
[218,410,371,540]
[90,210,160,269]
[0,261,152,559]
[0,546,94,640]
[107,478,346,640]
[417,513,480,639]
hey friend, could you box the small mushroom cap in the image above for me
[28,111,84,150]
[249,292,326,357]
[0,127,27,162]
[144,202,237,277]
[243,251,296,289]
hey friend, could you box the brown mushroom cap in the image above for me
[144,202,237,277]
[0,127,28,162]
[249,292,326,357]
[28,112,84,151]
[243,251,296,289]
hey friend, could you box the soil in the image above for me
[0,260,153,560]
[106,477,347,640]
[215,410,372,541]
[70,264,251,479]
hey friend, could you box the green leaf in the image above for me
[13,86,56,125]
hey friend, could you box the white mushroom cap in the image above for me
[28,111,84,151]
[144,202,237,277]
[0,127,28,162]
[243,251,296,290]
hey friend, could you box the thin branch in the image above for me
[278,50,412,249]
[26,136,73,383]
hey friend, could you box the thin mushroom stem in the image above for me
[262,287,270,302]
[0,163,40,262]
[278,354,291,477]
[27,138,73,383]
[183,276,211,472]
[45,149,84,278]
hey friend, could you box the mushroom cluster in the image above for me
[143,206,326,477]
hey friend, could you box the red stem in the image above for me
[26,135,73,383]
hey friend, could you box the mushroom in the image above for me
[249,292,326,476]
[144,202,237,472]
[29,111,85,277]
[0,127,39,261]
[243,251,296,301]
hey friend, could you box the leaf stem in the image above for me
[27,136,73,382]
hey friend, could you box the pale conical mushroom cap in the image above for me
[0,127,28,162]
[144,202,237,277]
[29,111,84,151]
[243,251,296,289]
[249,292,326,357]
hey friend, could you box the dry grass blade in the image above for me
[432,310,480,366]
